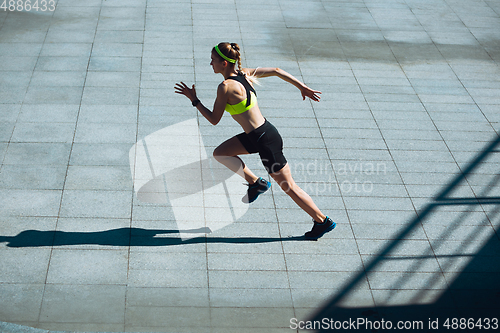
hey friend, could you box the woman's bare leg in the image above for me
[270,164,326,222]
[213,136,259,184]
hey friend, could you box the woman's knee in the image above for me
[213,146,222,158]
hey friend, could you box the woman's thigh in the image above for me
[213,135,250,157]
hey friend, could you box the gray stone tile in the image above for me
[78,104,138,123]
[0,248,51,283]
[34,56,90,72]
[97,17,145,31]
[208,253,286,271]
[40,43,93,57]
[18,104,80,123]
[366,271,448,290]
[94,30,145,43]
[372,110,430,121]
[292,287,374,308]
[372,289,447,307]
[125,306,209,329]
[210,307,295,328]
[357,239,434,257]
[129,251,207,270]
[59,190,132,218]
[0,56,38,71]
[64,165,132,191]
[0,71,31,88]
[10,122,76,143]
[91,43,143,57]
[84,71,141,88]
[405,184,474,199]
[45,28,96,43]
[352,222,427,240]
[380,128,443,141]
[0,85,27,104]
[0,121,14,142]
[0,43,43,57]
[2,142,72,165]
[0,284,45,322]
[0,142,8,161]
[0,189,62,217]
[210,288,293,308]
[348,209,419,226]
[211,328,286,333]
[128,269,208,288]
[206,223,284,254]
[74,122,137,143]
[39,284,126,324]
[208,270,289,289]
[23,86,84,105]
[126,287,209,307]
[393,160,461,173]
[285,253,363,272]
[0,165,67,190]
[88,56,142,72]
[81,86,139,105]
[362,254,441,273]
[288,271,369,290]
[343,196,414,212]
[69,143,132,166]
[46,249,128,284]
[29,71,87,87]
[38,322,125,332]
[390,150,456,163]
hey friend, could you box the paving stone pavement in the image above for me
[1,0,499,332]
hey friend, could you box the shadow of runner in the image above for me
[0,228,306,248]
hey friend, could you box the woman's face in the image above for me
[210,51,225,73]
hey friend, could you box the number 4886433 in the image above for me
[1,0,56,11]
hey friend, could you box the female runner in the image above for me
[174,42,335,240]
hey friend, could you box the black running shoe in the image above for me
[305,216,336,240]
[243,177,271,203]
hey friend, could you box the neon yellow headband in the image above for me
[214,45,236,63]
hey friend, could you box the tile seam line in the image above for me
[189,0,213,328]
[125,0,148,331]
[34,0,103,327]
[273,0,302,324]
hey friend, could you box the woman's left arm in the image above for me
[174,81,226,125]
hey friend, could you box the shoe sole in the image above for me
[304,221,336,240]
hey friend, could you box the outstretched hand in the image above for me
[301,86,321,102]
[174,82,197,102]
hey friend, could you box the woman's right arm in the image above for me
[249,67,321,102]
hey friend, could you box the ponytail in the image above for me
[213,42,259,85]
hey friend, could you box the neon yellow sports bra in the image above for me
[225,91,257,115]
[224,74,257,116]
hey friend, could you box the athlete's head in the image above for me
[212,42,243,73]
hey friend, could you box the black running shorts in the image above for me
[236,119,288,174]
